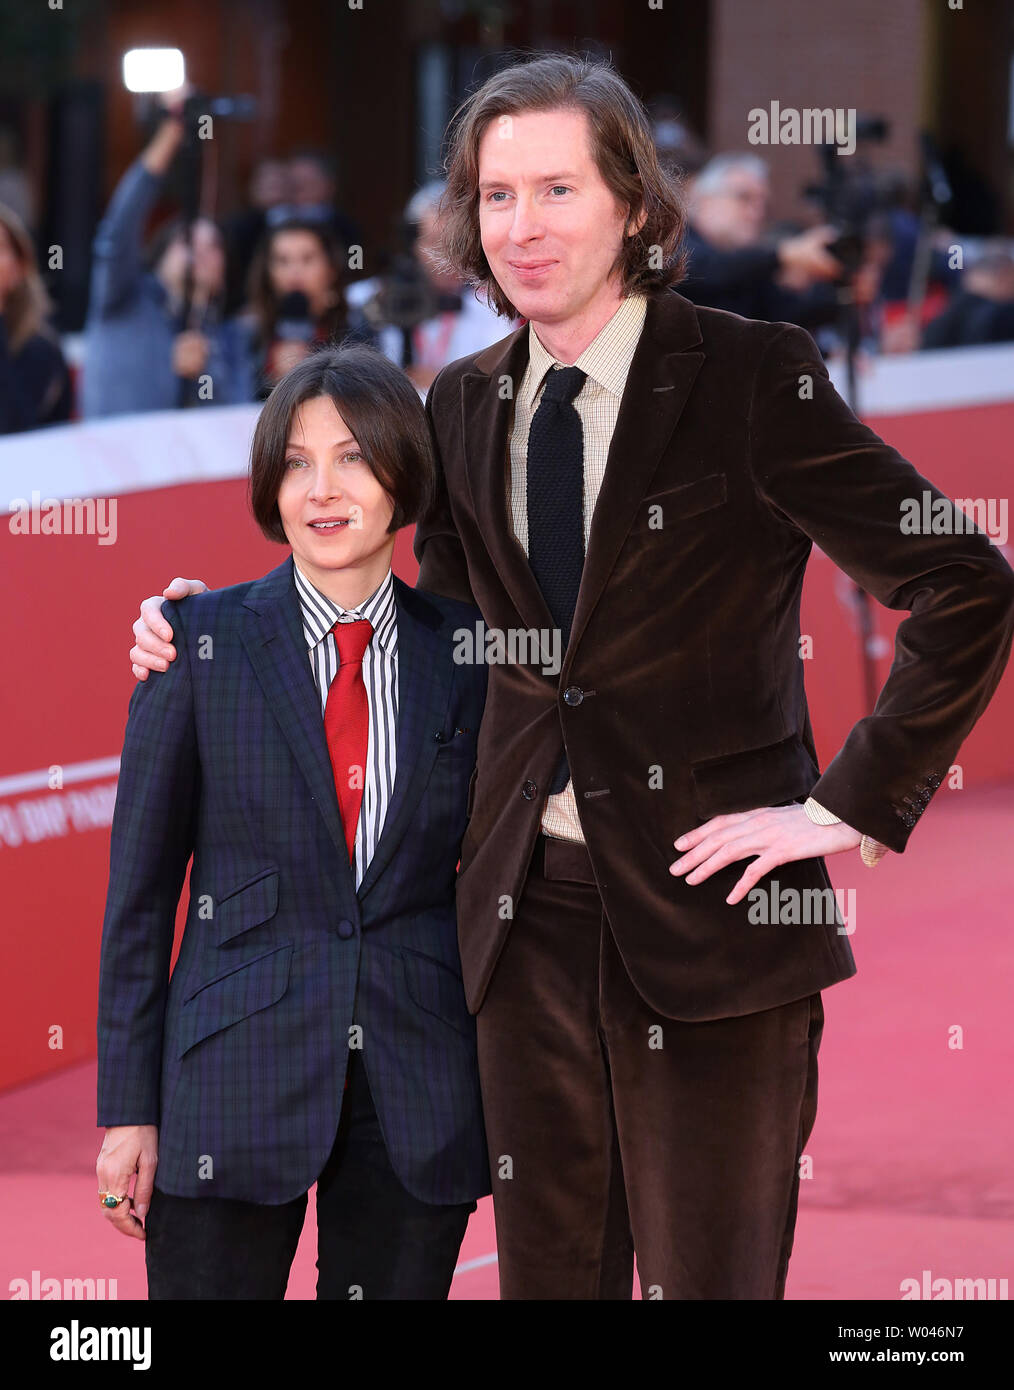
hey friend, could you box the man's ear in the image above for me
[626,203,648,237]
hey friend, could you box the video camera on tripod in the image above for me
[804,115,890,276]
[359,216,462,369]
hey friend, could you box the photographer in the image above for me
[222,157,292,314]
[242,218,373,398]
[345,181,513,395]
[282,149,362,258]
[81,90,254,418]
[681,154,842,326]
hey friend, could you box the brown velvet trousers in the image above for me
[476,833,823,1300]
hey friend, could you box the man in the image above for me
[222,157,292,314]
[130,54,1014,1299]
[277,148,363,273]
[680,152,841,324]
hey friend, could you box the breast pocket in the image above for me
[642,471,727,527]
[690,732,818,819]
[176,942,294,1057]
[213,867,279,946]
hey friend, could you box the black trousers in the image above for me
[476,833,824,1300]
[145,1050,475,1299]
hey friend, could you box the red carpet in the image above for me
[2,782,1010,1300]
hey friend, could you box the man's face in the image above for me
[692,170,769,249]
[288,159,333,208]
[477,107,643,328]
[250,159,290,210]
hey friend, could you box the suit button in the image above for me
[337,919,355,940]
[521,780,538,801]
[563,685,584,706]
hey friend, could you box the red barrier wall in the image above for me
[1,399,1011,1093]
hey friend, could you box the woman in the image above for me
[96,344,488,1299]
[244,220,375,397]
[82,99,255,419]
[0,202,72,432]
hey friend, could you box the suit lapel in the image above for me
[461,326,556,635]
[240,558,352,875]
[355,578,454,904]
[459,292,704,666]
[241,562,454,908]
[566,305,703,663]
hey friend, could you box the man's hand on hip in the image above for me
[670,805,862,904]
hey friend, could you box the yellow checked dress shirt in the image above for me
[508,292,646,843]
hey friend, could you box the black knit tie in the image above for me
[526,364,586,794]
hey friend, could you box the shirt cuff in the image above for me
[803,797,890,868]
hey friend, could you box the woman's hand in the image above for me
[96,1125,159,1239]
[130,577,208,680]
[172,330,210,379]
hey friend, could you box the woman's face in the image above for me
[268,230,336,316]
[0,224,24,303]
[277,394,396,597]
[158,220,226,299]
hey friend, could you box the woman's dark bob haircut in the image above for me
[249,343,436,543]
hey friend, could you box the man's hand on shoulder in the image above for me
[670,804,862,905]
[130,577,208,681]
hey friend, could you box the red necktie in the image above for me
[323,617,373,864]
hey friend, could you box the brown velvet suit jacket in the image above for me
[414,288,1014,1021]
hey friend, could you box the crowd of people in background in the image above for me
[1,90,1013,436]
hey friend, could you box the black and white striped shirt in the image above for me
[293,561,399,889]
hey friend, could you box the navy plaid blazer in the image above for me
[97,556,490,1206]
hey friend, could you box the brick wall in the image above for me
[707,0,928,224]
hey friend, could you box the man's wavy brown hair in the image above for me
[435,52,689,320]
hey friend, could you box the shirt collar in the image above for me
[523,292,647,409]
[292,560,397,654]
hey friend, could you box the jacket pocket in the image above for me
[176,942,293,1057]
[434,731,478,762]
[690,732,818,818]
[401,945,474,1039]
[642,471,727,524]
[213,867,279,946]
